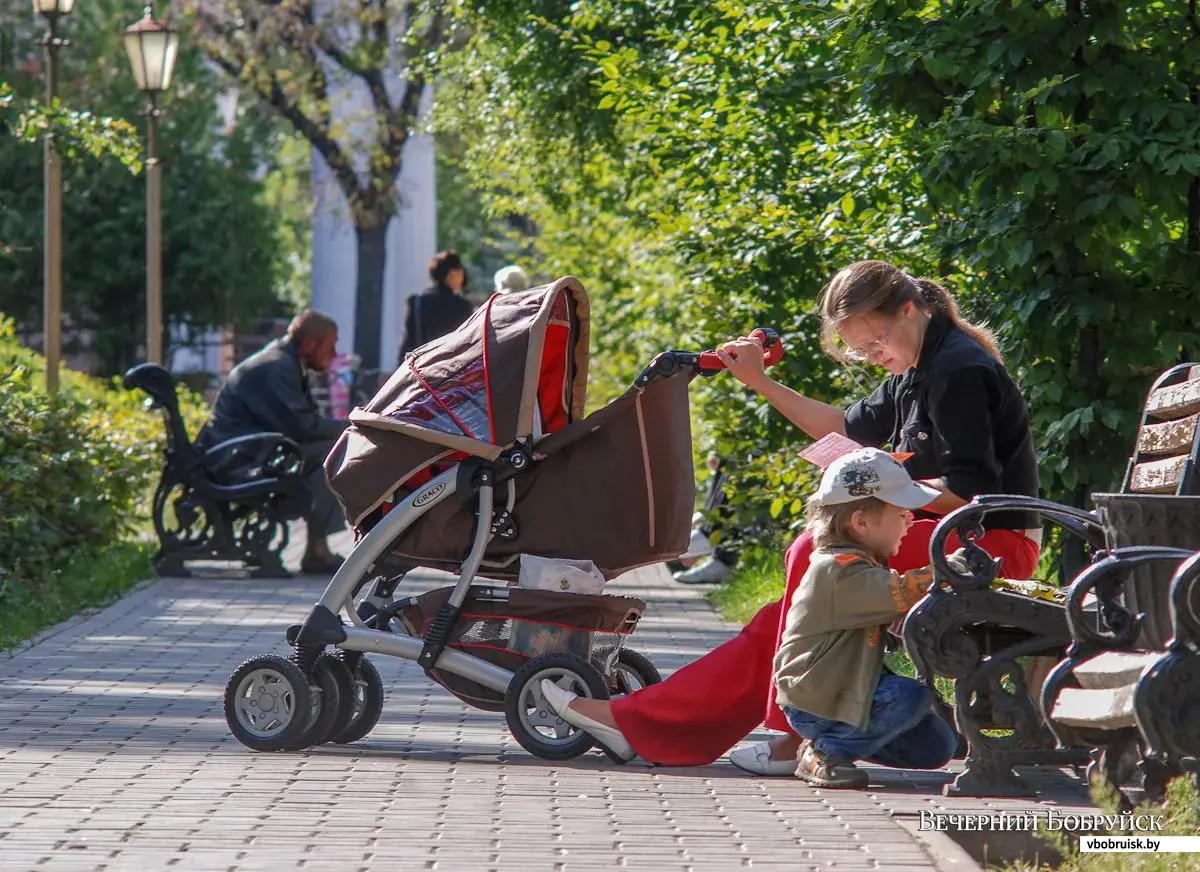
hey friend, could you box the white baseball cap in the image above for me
[814,447,940,509]
[494,265,531,294]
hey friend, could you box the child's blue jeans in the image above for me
[782,673,958,768]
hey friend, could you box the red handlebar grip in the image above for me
[697,329,784,372]
[750,328,784,367]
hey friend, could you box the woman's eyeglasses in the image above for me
[841,320,894,362]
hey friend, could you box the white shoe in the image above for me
[729,741,800,776]
[673,556,731,585]
[678,529,714,562]
[539,680,636,762]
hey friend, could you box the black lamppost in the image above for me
[34,0,77,395]
[123,5,178,366]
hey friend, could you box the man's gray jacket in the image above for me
[201,338,348,446]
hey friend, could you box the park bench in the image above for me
[123,363,311,577]
[902,362,1200,798]
[1132,550,1200,789]
[1039,363,1200,801]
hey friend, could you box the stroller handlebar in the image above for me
[633,328,784,390]
[695,328,783,372]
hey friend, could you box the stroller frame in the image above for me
[223,332,782,760]
[305,464,511,694]
[224,455,637,760]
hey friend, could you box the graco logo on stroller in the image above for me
[413,481,448,507]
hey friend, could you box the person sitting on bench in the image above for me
[200,309,350,574]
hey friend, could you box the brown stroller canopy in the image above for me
[325,276,693,579]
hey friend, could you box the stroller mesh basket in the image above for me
[400,585,645,711]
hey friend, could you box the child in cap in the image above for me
[773,447,960,789]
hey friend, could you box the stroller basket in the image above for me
[400,585,645,711]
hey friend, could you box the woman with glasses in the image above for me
[541,260,1043,773]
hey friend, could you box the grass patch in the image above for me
[707,547,785,625]
[0,540,153,653]
[1004,775,1200,872]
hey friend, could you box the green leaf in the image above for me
[1013,239,1033,266]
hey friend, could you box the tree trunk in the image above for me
[353,220,389,371]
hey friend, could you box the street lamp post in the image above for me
[123,5,178,366]
[34,0,77,396]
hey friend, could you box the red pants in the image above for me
[611,521,1039,766]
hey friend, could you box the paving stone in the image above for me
[0,531,1100,871]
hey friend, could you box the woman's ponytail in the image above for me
[913,277,1003,364]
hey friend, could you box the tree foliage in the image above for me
[0,0,288,377]
[847,0,1200,503]
[442,0,1200,535]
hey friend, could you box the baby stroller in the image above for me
[222,277,782,759]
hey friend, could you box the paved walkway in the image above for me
[0,537,1096,872]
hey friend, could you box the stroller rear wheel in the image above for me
[331,655,385,744]
[224,655,313,752]
[505,653,610,760]
[612,648,662,695]
[313,653,357,745]
[284,652,349,751]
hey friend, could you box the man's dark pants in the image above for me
[299,440,344,541]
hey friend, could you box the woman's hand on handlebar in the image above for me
[715,336,771,390]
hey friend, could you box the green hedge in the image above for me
[0,317,207,638]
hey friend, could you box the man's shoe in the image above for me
[729,741,801,776]
[300,553,345,575]
[673,557,731,585]
[540,680,636,762]
[794,743,869,789]
[678,529,714,562]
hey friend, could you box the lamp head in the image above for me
[123,6,179,95]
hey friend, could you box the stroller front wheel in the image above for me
[505,653,610,760]
[224,655,314,752]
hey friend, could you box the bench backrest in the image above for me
[1091,363,1200,649]
[122,363,197,462]
[1122,362,1200,495]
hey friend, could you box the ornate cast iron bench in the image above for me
[1039,363,1200,802]
[903,496,1101,797]
[1043,540,1198,805]
[1134,550,1200,788]
[124,363,311,577]
[903,362,1200,797]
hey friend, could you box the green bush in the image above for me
[0,317,207,611]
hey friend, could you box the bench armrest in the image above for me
[200,433,304,480]
[1063,546,1194,651]
[930,495,1106,592]
[1170,550,1200,648]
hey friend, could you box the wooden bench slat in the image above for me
[1146,376,1200,419]
[1072,650,1159,690]
[1051,685,1137,730]
[1137,413,1199,456]
[1130,455,1188,493]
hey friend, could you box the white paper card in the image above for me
[798,432,865,469]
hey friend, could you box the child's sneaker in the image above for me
[794,743,869,789]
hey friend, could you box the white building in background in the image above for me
[311,85,437,375]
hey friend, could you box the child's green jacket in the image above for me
[772,543,933,730]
